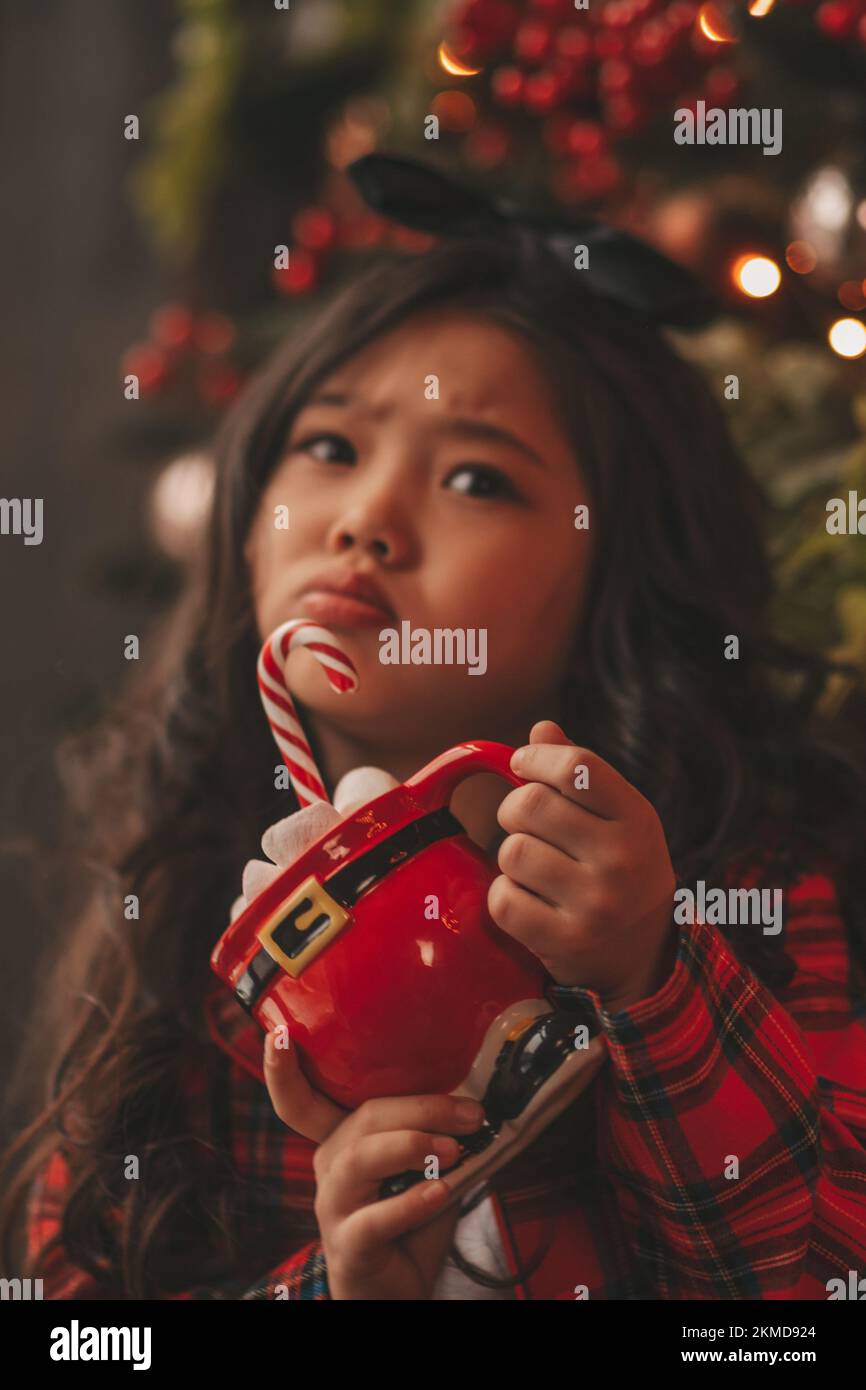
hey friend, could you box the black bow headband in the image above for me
[346,153,717,330]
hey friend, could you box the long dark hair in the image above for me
[3,235,865,1298]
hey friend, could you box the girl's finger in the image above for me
[487,873,562,956]
[497,782,604,861]
[263,1031,348,1143]
[344,1093,485,1146]
[320,1129,462,1224]
[337,1178,454,1265]
[510,742,630,819]
[496,832,579,905]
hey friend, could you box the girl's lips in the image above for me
[299,590,396,629]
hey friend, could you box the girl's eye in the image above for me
[295,432,356,464]
[445,464,519,500]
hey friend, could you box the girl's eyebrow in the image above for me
[305,390,544,469]
[432,416,544,469]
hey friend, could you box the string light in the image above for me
[698,4,738,42]
[437,41,481,77]
[828,318,866,359]
[748,0,776,15]
[733,255,781,298]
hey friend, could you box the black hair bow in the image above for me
[346,153,717,330]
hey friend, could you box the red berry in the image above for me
[705,65,739,101]
[666,2,698,31]
[272,247,318,295]
[528,0,572,16]
[600,58,634,92]
[122,344,169,393]
[524,68,565,113]
[465,122,511,167]
[594,31,626,59]
[632,20,673,65]
[198,362,243,405]
[603,0,637,28]
[491,64,525,106]
[578,155,622,198]
[566,119,605,157]
[292,207,337,251]
[457,0,519,51]
[150,304,195,350]
[339,215,386,248]
[555,25,591,65]
[816,0,859,37]
[605,94,642,133]
[514,19,553,65]
[192,313,236,355]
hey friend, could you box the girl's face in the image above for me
[245,308,592,757]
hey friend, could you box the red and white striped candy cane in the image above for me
[257,618,359,806]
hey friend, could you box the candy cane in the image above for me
[257,618,359,806]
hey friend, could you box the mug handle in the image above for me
[404,740,526,817]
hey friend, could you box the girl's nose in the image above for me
[327,499,414,565]
[333,524,391,559]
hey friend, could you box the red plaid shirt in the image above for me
[26,850,866,1300]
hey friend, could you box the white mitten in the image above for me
[229,766,399,922]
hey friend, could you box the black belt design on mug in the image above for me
[234,806,464,1012]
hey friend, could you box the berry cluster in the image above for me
[122,305,242,403]
[444,0,745,198]
[272,205,436,300]
[456,1,734,123]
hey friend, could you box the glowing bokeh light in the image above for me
[431,90,477,131]
[437,41,482,76]
[150,453,215,559]
[828,318,866,358]
[698,4,737,42]
[785,241,817,274]
[733,255,781,298]
[838,281,866,312]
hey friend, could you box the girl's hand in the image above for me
[263,1033,484,1300]
[490,719,679,1013]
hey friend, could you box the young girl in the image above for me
[3,215,866,1301]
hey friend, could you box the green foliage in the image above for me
[678,320,866,702]
[128,0,424,264]
[129,0,246,263]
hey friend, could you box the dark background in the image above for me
[0,1,175,1138]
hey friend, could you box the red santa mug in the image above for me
[210,740,606,1201]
